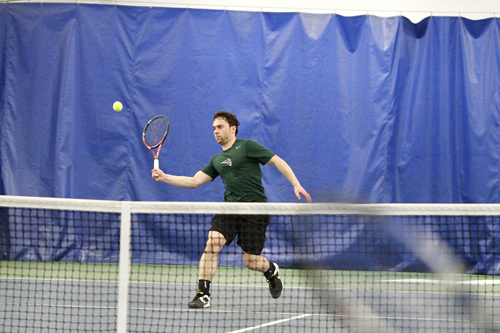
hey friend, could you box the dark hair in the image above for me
[213,111,240,135]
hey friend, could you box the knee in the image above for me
[205,236,224,254]
[243,254,261,271]
[243,256,255,270]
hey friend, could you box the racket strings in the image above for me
[144,117,169,148]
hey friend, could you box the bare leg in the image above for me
[242,252,270,272]
[188,231,227,308]
[243,251,283,299]
[199,230,226,281]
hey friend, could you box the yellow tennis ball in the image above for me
[113,101,123,112]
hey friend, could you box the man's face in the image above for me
[212,117,235,145]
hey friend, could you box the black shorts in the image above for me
[210,214,270,255]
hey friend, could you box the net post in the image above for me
[116,201,131,333]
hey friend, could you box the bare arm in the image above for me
[152,168,212,188]
[267,155,312,203]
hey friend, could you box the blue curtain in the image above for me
[1,4,500,273]
[1,4,499,203]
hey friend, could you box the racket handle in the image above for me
[154,159,159,169]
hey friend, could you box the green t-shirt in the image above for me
[201,139,275,202]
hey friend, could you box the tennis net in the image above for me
[1,196,499,332]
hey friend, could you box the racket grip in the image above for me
[154,159,159,169]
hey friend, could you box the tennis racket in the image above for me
[143,115,170,179]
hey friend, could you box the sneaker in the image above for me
[266,263,283,299]
[188,292,210,308]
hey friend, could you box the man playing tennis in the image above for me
[152,111,312,308]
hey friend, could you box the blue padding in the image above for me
[3,210,500,274]
[1,5,499,273]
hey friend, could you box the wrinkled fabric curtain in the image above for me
[1,4,499,273]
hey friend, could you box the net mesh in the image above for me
[1,196,499,332]
[1,205,121,332]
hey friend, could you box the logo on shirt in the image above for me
[235,145,241,149]
[221,158,232,166]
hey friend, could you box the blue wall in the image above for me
[1,4,500,203]
[1,4,500,273]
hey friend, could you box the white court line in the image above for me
[5,303,500,325]
[0,277,119,283]
[2,301,314,318]
[225,314,312,333]
[381,279,500,285]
